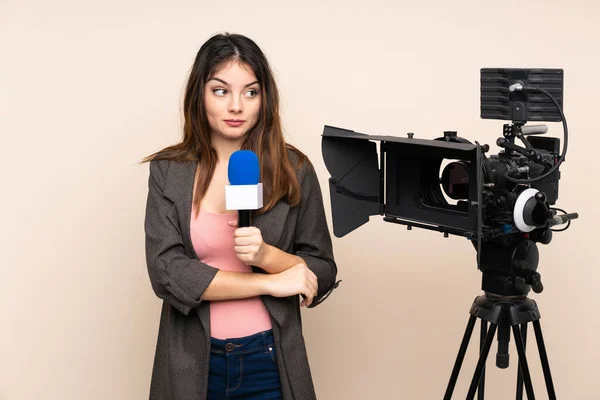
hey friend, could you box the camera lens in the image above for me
[441,161,470,200]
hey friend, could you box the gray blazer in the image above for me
[144,152,339,400]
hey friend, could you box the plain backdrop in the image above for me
[2,1,598,399]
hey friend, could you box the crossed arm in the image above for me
[145,159,338,313]
[201,221,316,306]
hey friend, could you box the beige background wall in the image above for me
[2,0,598,399]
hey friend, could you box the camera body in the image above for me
[321,68,577,297]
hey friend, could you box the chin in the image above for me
[217,130,248,141]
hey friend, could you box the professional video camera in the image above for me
[321,68,578,399]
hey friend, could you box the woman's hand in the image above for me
[229,219,269,267]
[266,263,318,307]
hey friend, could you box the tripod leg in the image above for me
[478,320,487,400]
[533,320,557,400]
[444,315,477,400]
[496,319,511,368]
[516,323,527,400]
[512,324,536,400]
[466,323,498,400]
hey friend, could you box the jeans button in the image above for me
[225,343,235,352]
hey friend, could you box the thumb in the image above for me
[227,219,239,227]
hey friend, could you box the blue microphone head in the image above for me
[228,150,260,185]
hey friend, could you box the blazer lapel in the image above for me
[253,200,290,248]
[163,160,214,337]
[253,201,291,328]
[162,160,197,257]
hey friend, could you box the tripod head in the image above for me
[478,186,577,297]
[479,231,545,297]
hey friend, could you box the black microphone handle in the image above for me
[238,210,252,228]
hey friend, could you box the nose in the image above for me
[228,94,243,114]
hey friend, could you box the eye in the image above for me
[245,89,259,98]
[212,88,227,96]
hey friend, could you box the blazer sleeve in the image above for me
[144,159,219,315]
[294,160,340,308]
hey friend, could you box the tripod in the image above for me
[443,294,556,400]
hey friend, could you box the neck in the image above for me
[211,134,244,164]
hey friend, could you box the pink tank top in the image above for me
[190,208,272,339]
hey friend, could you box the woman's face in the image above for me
[204,60,262,144]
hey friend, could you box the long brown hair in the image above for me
[142,33,306,215]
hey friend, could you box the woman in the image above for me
[142,32,339,400]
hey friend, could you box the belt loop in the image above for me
[261,330,268,350]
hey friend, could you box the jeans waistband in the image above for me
[210,329,274,355]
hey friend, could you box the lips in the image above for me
[224,119,245,127]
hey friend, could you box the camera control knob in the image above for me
[535,192,546,204]
[444,131,457,141]
[527,272,544,293]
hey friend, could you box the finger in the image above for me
[307,272,318,295]
[234,245,253,254]
[299,280,314,306]
[235,254,249,264]
[227,219,239,227]
[234,237,254,246]
[306,279,317,304]
[305,287,315,307]
[234,251,253,263]
[300,290,308,306]
[235,227,257,237]
[302,267,317,293]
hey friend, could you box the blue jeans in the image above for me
[208,330,282,399]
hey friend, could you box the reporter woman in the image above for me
[142,32,339,400]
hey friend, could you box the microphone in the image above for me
[226,150,263,227]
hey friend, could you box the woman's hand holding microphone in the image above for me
[228,220,318,307]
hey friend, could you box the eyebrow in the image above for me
[208,77,259,88]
